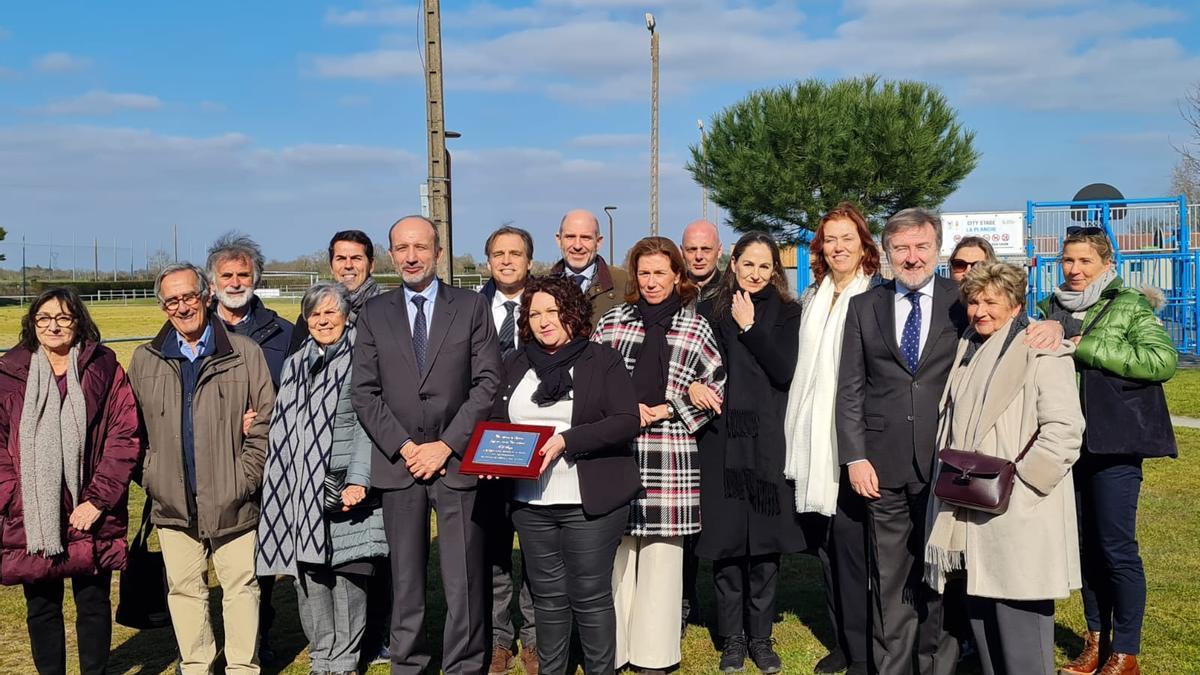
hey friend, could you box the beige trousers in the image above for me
[613,534,683,670]
[159,526,261,675]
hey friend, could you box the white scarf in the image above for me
[783,272,870,515]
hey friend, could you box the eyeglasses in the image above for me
[162,292,203,312]
[34,314,76,328]
[1066,226,1105,236]
[949,258,979,273]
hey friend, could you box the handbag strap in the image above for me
[1014,431,1039,464]
[131,497,155,551]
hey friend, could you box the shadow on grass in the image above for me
[108,625,179,675]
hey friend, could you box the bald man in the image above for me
[551,209,629,325]
[681,219,723,310]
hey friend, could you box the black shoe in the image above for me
[748,638,782,674]
[258,640,276,665]
[845,662,869,675]
[720,635,748,673]
[814,650,848,673]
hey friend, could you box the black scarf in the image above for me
[718,284,784,516]
[524,337,589,406]
[632,293,682,405]
[960,314,1030,366]
[346,277,380,321]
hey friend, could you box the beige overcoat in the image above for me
[928,326,1084,601]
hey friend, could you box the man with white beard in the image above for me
[207,232,294,388]
[205,231,294,664]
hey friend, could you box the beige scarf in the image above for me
[19,346,87,557]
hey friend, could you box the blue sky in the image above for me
[1,0,1198,269]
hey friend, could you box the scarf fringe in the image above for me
[723,468,781,516]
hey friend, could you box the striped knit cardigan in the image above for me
[591,303,725,537]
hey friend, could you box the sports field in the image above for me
[0,300,1195,674]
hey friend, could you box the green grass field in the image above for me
[0,301,1196,674]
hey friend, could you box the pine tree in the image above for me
[688,75,980,241]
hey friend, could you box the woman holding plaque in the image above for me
[489,274,642,675]
[592,237,725,675]
[256,282,388,675]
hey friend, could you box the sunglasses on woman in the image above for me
[949,258,979,273]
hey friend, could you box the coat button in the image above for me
[907,415,914,422]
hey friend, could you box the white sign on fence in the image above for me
[940,211,1026,257]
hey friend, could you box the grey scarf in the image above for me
[346,277,380,322]
[19,346,87,557]
[1052,266,1116,312]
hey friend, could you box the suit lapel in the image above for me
[915,276,955,373]
[872,281,908,369]
[420,281,457,385]
[386,290,419,376]
[969,338,1030,448]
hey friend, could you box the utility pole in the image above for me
[20,235,26,299]
[173,223,178,262]
[604,206,618,265]
[424,0,453,282]
[697,119,708,222]
[93,239,98,281]
[646,13,660,236]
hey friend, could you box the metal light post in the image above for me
[425,0,452,282]
[603,205,618,265]
[697,119,708,221]
[445,130,461,283]
[646,13,659,236]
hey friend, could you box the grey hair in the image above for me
[301,281,350,320]
[206,231,265,286]
[388,215,440,251]
[882,208,943,252]
[155,263,211,303]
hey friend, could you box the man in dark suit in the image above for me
[479,225,539,674]
[352,215,502,674]
[836,208,963,675]
[549,209,628,325]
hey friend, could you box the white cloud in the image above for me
[37,91,164,116]
[310,0,1200,111]
[199,100,228,113]
[324,4,415,26]
[0,27,10,41]
[32,52,91,73]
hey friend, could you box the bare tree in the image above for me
[1173,82,1200,200]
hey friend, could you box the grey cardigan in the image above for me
[325,362,388,567]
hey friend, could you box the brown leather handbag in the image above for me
[934,435,1036,515]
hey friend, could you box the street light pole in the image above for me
[697,119,708,222]
[646,13,659,236]
[603,206,618,265]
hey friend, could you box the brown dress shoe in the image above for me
[519,645,539,675]
[489,646,515,675]
[1061,631,1104,675]
[1097,653,1140,675]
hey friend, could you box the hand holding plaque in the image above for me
[459,422,557,479]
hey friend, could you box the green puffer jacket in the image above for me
[1037,276,1178,383]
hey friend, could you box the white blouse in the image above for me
[509,368,580,505]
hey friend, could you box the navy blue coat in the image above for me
[217,296,294,389]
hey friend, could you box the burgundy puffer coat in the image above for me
[0,342,142,585]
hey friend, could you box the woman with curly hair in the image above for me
[487,275,643,675]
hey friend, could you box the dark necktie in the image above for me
[572,274,587,289]
[411,295,428,373]
[499,300,517,356]
[900,290,922,372]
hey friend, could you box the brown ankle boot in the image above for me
[1097,653,1139,675]
[1060,631,1103,675]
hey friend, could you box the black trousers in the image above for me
[382,482,487,675]
[681,534,701,627]
[1075,454,1146,654]
[713,554,780,640]
[23,571,113,675]
[512,502,628,675]
[817,471,871,666]
[865,482,957,675]
[481,482,537,651]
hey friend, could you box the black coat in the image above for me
[489,342,643,517]
[216,295,294,389]
[694,295,824,559]
[836,276,968,485]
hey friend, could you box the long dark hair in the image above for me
[809,202,881,284]
[623,236,699,305]
[19,287,102,351]
[518,275,593,345]
[712,231,793,320]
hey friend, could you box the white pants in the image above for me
[613,534,683,670]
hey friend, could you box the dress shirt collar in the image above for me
[175,322,214,363]
[565,261,596,283]
[895,275,936,302]
[492,286,523,309]
[403,277,440,307]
